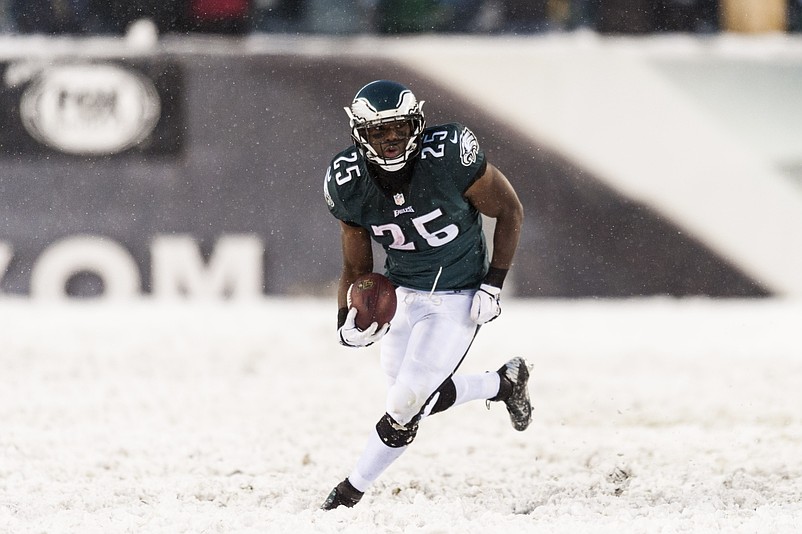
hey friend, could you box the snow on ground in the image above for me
[0,297,800,533]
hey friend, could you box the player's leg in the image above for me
[321,288,416,510]
[429,356,532,432]
[383,290,478,425]
[416,290,532,430]
[322,290,476,509]
[382,291,531,429]
[428,371,500,412]
[329,295,420,502]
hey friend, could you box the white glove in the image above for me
[470,284,501,325]
[338,307,390,348]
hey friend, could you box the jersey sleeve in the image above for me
[323,149,359,225]
[439,122,487,194]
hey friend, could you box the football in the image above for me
[347,273,397,331]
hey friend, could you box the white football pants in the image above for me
[345,287,502,493]
[380,287,479,426]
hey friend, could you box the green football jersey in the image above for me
[324,122,489,291]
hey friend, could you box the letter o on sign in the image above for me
[30,235,141,300]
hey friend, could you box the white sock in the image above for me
[451,372,501,408]
[348,429,407,492]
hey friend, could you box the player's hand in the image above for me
[338,307,390,348]
[470,284,501,325]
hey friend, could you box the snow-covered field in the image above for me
[1,297,800,533]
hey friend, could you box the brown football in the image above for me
[348,273,397,331]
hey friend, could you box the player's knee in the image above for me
[376,412,419,448]
[386,383,419,423]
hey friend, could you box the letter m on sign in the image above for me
[151,234,263,299]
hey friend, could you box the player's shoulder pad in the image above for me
[323,146,367,219]
[422,122,482,168]
[324,146,363,198]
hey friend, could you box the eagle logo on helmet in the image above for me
[349,90,419,124]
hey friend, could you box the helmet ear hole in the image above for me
[346,80,426,172]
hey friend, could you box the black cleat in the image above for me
[492,357,532,431]
[321,479,364,510]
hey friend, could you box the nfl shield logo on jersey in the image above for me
[393,193,405,206]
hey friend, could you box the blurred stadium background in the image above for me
[1,0,801,300]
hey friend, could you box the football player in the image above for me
[321,80,530,510]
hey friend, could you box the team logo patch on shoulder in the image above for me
[323,168,335,208]
[459,127,479,167]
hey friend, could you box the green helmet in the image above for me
[345,80,426,172]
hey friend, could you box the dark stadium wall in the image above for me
[0,52,768,298]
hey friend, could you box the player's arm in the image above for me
[337,221,373,310]
[464,162,524,324]
[336,221,388,346]
[465,162,524,277]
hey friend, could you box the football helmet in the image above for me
[345,80,425,172]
